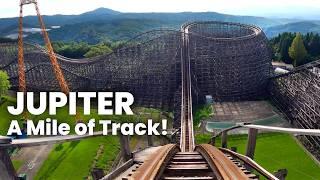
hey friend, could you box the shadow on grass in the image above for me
[36,141,79,179]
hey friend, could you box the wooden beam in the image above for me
[210,137,216,146]
[119,133,131,161]
[147,135,153,147]
[246,128,258,159]
[221,131,227,148]
[0,148,17,180]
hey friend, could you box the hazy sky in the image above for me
[1,0,320,19]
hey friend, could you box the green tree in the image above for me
[308,34,320,56]
[279,36,293,64]
[289,33,308,67]
[111,41,127,50]
[52,42,91,58]
[0,71,11,103]
[84,44,112,58]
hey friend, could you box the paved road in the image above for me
[12,144,53,179]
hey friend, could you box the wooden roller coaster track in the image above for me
[121,24,279,180]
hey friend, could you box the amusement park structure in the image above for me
[18,0,69,94]
[1,1,320,179]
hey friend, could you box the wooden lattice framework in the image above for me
[270,62,320,159]
[3,21,320,157]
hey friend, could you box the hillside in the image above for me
[26,18,167,44]
[0,8,318,43]
[265,21,320,37]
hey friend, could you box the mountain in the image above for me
[0,8,316,43]
[265,21,320,37]
[81,8,121,16]
[26,18,166,44]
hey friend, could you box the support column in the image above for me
[246,128,258,159]
[221,131,228,148]
[119,133,131,161]
[0,136,16,180]
[210,137,216,146]
[91,168,104,180]
[147,135,153,147]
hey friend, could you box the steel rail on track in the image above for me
[179,23,195,152]
[219,148,279,180]
[243,124,320,136]
[195,144,249,180]
[127,144,180,180]
[211,123,320,142]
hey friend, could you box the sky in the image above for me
[1,0,320,19]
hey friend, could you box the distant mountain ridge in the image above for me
[81,8,121,16]
[0,8,319,43]
[265,21,320,37]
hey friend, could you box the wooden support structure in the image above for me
[221,131,228,148]
[147,135,153,147]
[246,128,258,159]
[0,148,17,180]
[91,168,104,180]
[119,133,131,161]
[0,136,16,180]
[0,21,271,126]
[210,137,216,146]
[101,159,134,180]
[274,169,288,180]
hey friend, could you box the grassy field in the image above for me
[33,106,168,179]
[196,133,320,180]
[12,160,24,171]
[35,136,120,180]
[33,107,167,179]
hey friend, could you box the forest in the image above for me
[270,32,320,66]
[2,32,320,66]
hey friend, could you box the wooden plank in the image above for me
[246,128,258,159]
[100,159,134,180]
[167,164,209,169]
[147,135,153,147]
[221,131,227,148]
[170,161,207,164]
[163,177,214,180]
[119,133,131,161]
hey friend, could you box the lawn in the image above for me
[35,136,120,180]
[196,133,320,180]
[32,107,169,179]
[12,160,23,171]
